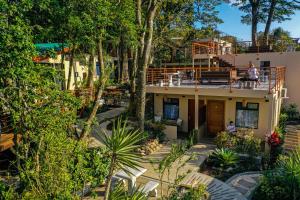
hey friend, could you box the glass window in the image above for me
[236,102,259,129]
[163,98,179,120]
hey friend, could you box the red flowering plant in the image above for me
[267,131,283,147]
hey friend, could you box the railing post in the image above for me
[268,68,272,94]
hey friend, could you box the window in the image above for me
[163,98,179,120]
[236,102,259,129]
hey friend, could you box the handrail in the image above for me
[146,66,286,93]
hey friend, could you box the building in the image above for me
[146,39,288,142]
[33,43,100,90]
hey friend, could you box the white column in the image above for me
[208,57,211,71]
[195,95,199,130]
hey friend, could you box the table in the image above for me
[115,166,147,192]
[161,72,179,86]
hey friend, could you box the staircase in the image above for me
[283,122,300,152]
[214,56,234,68]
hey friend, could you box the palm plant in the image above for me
[109,184,147,200]
[276,147,300,200]
[102,118,144,200]
[209,148,239,169]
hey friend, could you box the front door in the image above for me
[207,100,225,137]
[188,99,195,133]
[188,99,206,133]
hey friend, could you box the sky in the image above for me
[216,3,300,41]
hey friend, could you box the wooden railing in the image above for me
[192,43,218,56]
[146,66,286,93]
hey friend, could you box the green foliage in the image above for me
[102,118,144,199]
[209,148,239,169]
[0,181,16,200]
[281,103,300,121]
[108,184,147,200]
[144,121,166,143]
[168,184,208,200]
[253,147,300,200]
[215,130,261,156]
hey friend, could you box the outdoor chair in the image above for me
[138,180,159,197]
[111,176,126,191]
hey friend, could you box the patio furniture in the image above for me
[138,180,159,197]
[111,176,126,190]
[115,166,147,192]
[161,72,179,86]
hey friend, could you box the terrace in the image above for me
[146,66,285,94]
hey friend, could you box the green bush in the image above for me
[281,103,300,121]
[253,148,300,200]
[209,148,239,169]
[215,130,261,156]
[168,184,208,200]
[215,131,237,149]
[0,181,16,200]
[145,121,166,142]
[234,130,261,156]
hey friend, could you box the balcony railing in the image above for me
[146,66,286,94]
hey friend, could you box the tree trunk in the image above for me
[104,157,115,200]
[250,0,261,47]
[117,46,121,82]
[87,51,95,88]
[67,49,75,90]
[121,47,129,83]
[80,38,107,139]
[128,48,138,115]
[263,0,277,45]
[136,3,159,132]
[60,43,66,90]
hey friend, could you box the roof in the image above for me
[35,43,68,52]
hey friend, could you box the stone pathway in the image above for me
[187,172,247,200]
[140,142,216,183]
[226,172,263,199]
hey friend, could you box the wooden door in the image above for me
[188,99,195,133]
[207,100,225,137]
[188,100,206,133]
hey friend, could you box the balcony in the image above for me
[146,66,285,94]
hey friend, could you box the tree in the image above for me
[262,0,300,44]
[195,0,224,29]
[102,119,143,200]
[233,0,264,46]
[135,0,164,132]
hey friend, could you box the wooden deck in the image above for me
[0,134,21,152]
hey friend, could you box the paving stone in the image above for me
[237,179,256,188]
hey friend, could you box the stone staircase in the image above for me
[283,123,300,152]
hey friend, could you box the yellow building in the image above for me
[147,39,286,141]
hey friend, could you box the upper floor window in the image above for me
[163,98,179,120]
[236,102,259,129]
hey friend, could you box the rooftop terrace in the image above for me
[146,66,285,94]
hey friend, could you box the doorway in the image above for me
[207,100,225,137]
[188,99,206,133]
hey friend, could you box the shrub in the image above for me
[215,131,237,149]
[253,148,300,200]
[209,148,239,169]
[235,130,261,156]
[215,130,261,156]
[145,121,166,142]
[281,103,300,121]
[168,184,208,200]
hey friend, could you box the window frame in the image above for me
[235,102,259,129]
[163,98,179,121]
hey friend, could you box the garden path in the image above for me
[225,172,263,199]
